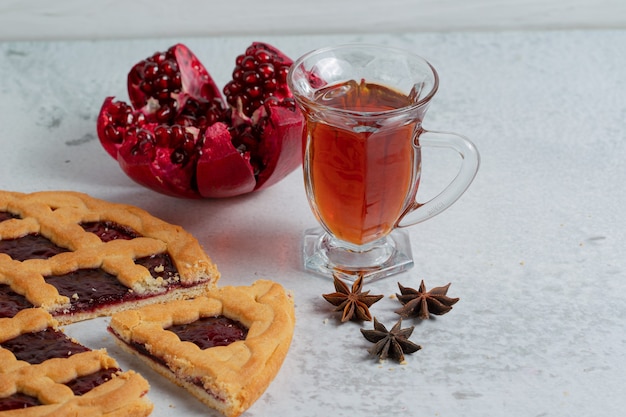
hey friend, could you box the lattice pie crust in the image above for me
[0,308,152,416]
[109,280,295,417]
[0,190,220,324]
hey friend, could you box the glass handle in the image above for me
[397,130,480,227]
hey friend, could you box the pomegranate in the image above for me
[97,43,303,198]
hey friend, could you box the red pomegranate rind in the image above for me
[97,42,304,199]
[250,42,294,100]
[97,97,120,158]
[223,42,303,192]
[97,97,146,159]
[196,123,256,198]
[127,43,223,117]
[254,105,304,190]
[99,100,202,199]
[116,124,201,199]
[224,42,294,117]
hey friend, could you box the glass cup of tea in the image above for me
[288,44,480,282]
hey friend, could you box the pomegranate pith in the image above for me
[97,42,303,198]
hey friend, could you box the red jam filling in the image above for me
[0,327,90,365]
[0,369,120,410]
[65,368,121,396]
[45,268,139,313]
[0,234,69,261]
[43,253,181,315]
[80,221,141,242]
[116,316,247,367]
[135,252,179,282]
[0,392,42,411]
[167,316,248,350]
[0,329,120,408]
[0,211,19,222]
[0,284,34,318]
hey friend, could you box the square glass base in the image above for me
[302,227,414,283]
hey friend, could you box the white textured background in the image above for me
[1,0,626,41]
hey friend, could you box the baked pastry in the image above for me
[0,307,152,415]
[1,190,295,416]
[108,280,295,417]
[0,190,220,324]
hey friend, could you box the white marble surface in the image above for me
[2,0,626,41]
[1,30,625,416]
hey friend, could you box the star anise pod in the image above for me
[322,273,383,322]
[360,317,421,362]
[395,280,459,319]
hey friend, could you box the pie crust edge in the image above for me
[108,279,296,417]
[0,308,153,417]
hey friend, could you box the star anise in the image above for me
[360,317,421,362]
[322,273,383,322]
[395,280,459,319]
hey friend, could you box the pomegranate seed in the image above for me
[232,68,244,81]
[155,105,173,123]
[243,71,260,85]
[196,115,207,127]
[140,81,152,95]
[170,148,187,165]
[255,50,272,63]
[104,125,123,143]
[155,75,170,90]
[277,66,290,82]
[182,137,195,152]
[175,115,196,127]
[172,73,182,89]
[257,63,275,80]
[132,130,155,155]
[152,52,167,64]
[162,60,178,76]
[241,56,257,70]
[124,126,139,139]
[143,62,159,80]
[206,112,219,125]
[264,78,278,91]
[154,125,171,146]
[171,125,185,144]
[247,86,263,99]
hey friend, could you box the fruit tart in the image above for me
[0,308,152,415]
[0,190,219,324]
[108,280,295,417]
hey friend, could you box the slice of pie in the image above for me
[0,190,220,324]
[108,279,296,417]
[0,307,153,415]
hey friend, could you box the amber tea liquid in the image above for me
[304,80,420,246]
